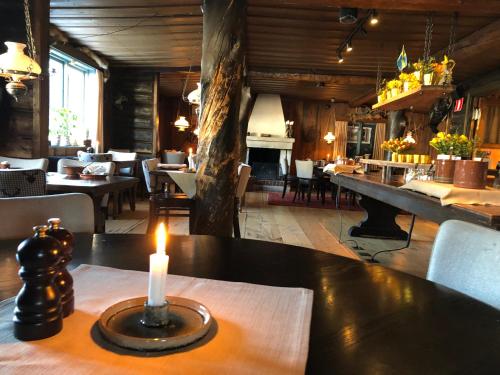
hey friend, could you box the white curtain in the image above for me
[96,70,104,152]
[332,121,348,158]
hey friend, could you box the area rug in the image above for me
[267,192,362,210]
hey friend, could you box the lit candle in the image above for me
[327,153,330,161]
[147,223,169,306]
[188,147,193,156]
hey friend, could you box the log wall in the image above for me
[107,70,159,156]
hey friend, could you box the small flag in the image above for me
[397,45,408,71]
[454,97,464,112]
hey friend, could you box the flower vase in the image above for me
[403,81,410,92]
[391,88,399,98]
[397,154,405,163]
[423,73,433,85]
[453,160,489,189]
[391,153,398,162]
[413,71,421,83]
[405,154,413,163]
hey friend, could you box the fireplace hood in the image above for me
[246,94,294,151]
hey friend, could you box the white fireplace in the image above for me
[245,94,295,178]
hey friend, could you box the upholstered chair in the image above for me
[293,160,318,204]
[427,220,500,310]
[0,156,49,172]
[0,169,46,198]
[162,151,186,165]
[77,151,113,162]
[142,158,160,193]
[0,193,94,239]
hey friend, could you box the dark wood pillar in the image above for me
[192,0,246,236]
[31,0,49,158]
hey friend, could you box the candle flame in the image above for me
[155,222,167,255]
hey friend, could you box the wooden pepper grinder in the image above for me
[14,225,63,341]
[47,218,75,317]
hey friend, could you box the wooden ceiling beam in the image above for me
[349,90,377,107]
[248,70,377,85]
[249,0,500,15]
[434,18,500,61]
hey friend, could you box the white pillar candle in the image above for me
[147,223,169,306]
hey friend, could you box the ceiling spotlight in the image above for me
[338,54,344,63]
[370,10,379,25]
[346,42,353,52]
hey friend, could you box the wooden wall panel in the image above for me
[108,70,158,155]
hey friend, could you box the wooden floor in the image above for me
[107,192,438,279]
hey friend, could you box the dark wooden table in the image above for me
[1,234,500,374]
[333,173,500,239]
[46,173,139,233]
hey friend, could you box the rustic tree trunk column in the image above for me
[192,0,246,236]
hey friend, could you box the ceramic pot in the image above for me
[391,153,398,162]
[435,158,455,183]
[403,81,410,92]
[398,154,405,163]
[391,88,399,98]
[453,160,488,189]
[405,154,413,163]
[413,154,420,163]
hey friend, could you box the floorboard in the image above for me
[106,192,437,279]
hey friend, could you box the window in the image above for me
[49,49,98,147]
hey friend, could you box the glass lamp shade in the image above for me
[324,131,336,144]
[174,116,190,131]
[187,82,201,105]
[403,131,416,144]
[0,42,41,82]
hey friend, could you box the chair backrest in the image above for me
[280,158,289,176]
[57,159,115,176]
[77,151,113,162]
[236,163,252,199]
[108,150,137,161]
[295,160,314,179]
[142,158,160,193]
[427,220,500,310]
[0,169,46,197]
[0,193,94,239]
[0,155,49,172]
[108,150,138,175]
[162,151,186,164]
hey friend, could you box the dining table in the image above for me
[1,234,500,374]
[149,168,196,197]
[46,173,140,233]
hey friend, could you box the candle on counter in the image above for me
[147,222,169,306]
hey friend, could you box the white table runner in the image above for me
[0,265,313,375]
[166,170,196,198]
[400,180,500,206]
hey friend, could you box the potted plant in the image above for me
[429,132,457,183]
[453,137,488,189]
[53,108,78,146]
[381,138,398,162]
[387,79,402,98]
[412,60,423,82]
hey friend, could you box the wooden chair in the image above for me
[109,150,138,212]
[77,151,113,162]
[147,192,195,234]
[280,158,298,198]
[427,220,500,310]
[293,160,318,204]
[141,158,160,194]
[233,163,252,238]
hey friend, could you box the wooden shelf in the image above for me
[372,85,455,113]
